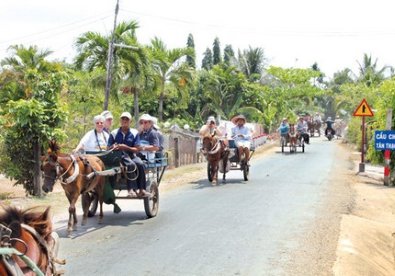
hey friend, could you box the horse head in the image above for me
[41,140,75,193]
[201,135,218,155]
[41,153,58,193]
[0,206,56,275]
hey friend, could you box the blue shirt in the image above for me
[108,128,140,157]
[138,128,159,148]
[278,123,289,135]
[231,125,251,142]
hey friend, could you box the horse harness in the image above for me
[0,223,64,276]
[43,154,101,194]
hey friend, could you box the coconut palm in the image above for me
[238,46,266,82]
[148,37,194,121]
[74,20,140,108]
[1,45,53,73]
[357,53,389,86]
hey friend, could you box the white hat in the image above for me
[101,110,113,119]
[93,115,105,124]
[151,116,160,130]
[206,116,216,123]
[139,113,153,123]
[120,112,132,120]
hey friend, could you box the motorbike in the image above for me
[325,128,335,141]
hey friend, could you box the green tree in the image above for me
[148,37,194,121]
[212,37,222,65]
[186,33,196,69]
[74,20,140,109]
[223,45,235,66]
[0,46,67,195]
[357,53,389,87]
[201,48,213,70]
[238,46,266,82]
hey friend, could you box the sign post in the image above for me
[384,109,393,185]
[353,99,374,173]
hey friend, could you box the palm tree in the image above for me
[357,53,389,86]
[116,40,151,126]
[238,46,266,82]
[148,37,194,121]
[74,20,140,109]
[1,45,53,73]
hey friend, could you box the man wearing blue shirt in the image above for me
[108,112,149,198]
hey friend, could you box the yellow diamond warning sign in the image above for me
[353,99,374,117]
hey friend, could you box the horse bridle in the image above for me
[0,223,58,276]
[43,154,80,185]
[206,137,221,155]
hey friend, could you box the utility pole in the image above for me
[104,0,120,111]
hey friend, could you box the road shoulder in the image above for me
[333,144,395,275]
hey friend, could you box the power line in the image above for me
[120,8,395,38]
[0,12,112,47]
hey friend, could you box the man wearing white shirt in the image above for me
[231,114,252,164]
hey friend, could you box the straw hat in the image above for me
[231,114,246,124]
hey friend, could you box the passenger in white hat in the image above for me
[199,116,222,138]
[73,115,109,152]
[137,114,160,162]
[151,116,164,152]
[100,110,113,133]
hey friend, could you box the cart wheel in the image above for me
[87,191,98,217]
[207,163,213,182]
[144,180,159,218]
[243,163,249,181]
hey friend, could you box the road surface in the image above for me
[57,137,353,275]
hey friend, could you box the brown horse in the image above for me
[289,124,298,153]
[0,205,65,275]
[41,140,105,235]
[201,136,229,184]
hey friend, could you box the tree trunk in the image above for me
[33,140,42,197]
[159,82,165,121]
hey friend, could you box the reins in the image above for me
[207,140,221,155]
[0,223,52,276]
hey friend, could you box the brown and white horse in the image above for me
[201,136,229,184]
[0,205,65,275]
[289,124,298,153]
[41,140,105,235]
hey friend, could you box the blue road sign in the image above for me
[375,130,395,150]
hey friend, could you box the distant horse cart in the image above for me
[280,124,305,153]
[307,119,321,137]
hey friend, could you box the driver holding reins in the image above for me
[199,116,229,151]
[231,114,252,164]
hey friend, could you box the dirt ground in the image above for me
[1,141,395,275]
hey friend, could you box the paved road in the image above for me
[57,137,352,275]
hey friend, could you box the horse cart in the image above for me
[280,134,305,153]
[86,150,168,218]
[204,138,254,182]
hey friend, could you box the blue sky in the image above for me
[1,0,395,77]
